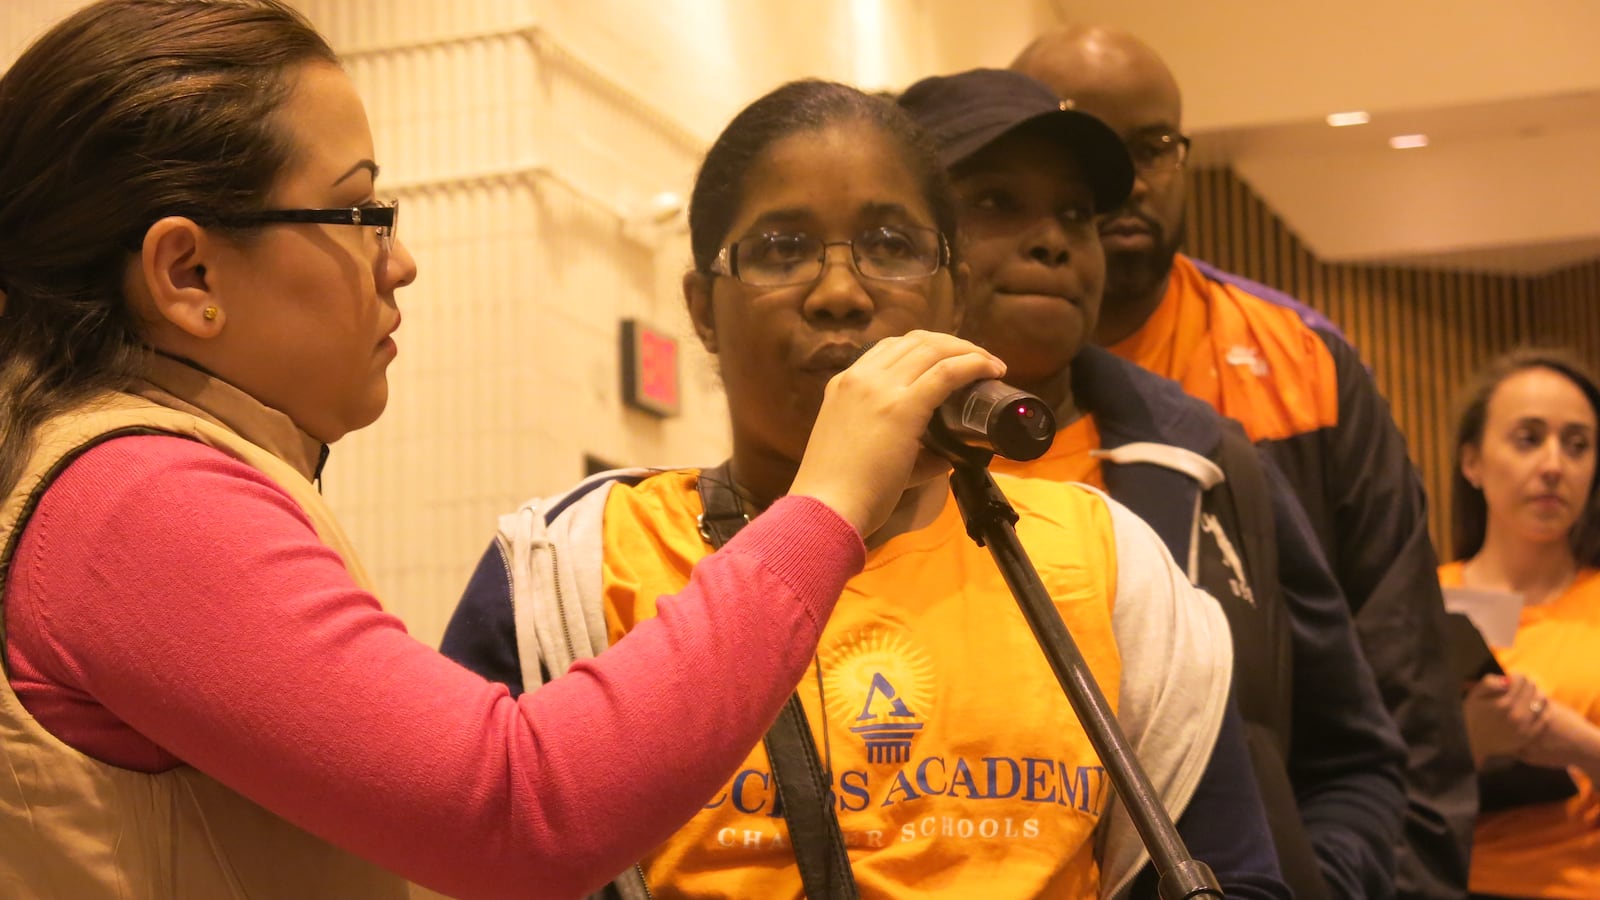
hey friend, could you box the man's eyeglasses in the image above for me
[1125,131,1191,176]
[214,198,400,254]
[711,225,949,288]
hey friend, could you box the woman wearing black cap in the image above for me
[898,68,1408,900]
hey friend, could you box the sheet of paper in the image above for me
[1442,585,1525,648]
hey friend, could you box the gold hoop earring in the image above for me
[203,306,219,322]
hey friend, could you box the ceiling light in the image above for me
[1389,134,1429,149]
[1325,111,1370,127]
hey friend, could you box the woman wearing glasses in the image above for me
[443,79,1287,899]
[0,3,1002,899]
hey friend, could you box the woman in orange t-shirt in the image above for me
[1442,348,1600,900]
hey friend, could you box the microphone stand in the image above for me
[927,428,1224,900]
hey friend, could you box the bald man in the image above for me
[1014,26,1474,900]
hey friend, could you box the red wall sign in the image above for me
[621,318,680,417]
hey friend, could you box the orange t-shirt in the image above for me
[601,471,1122,899]
[1439,562,1600,899]
[1109,254,1338,443]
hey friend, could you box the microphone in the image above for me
[928,379,1056,461]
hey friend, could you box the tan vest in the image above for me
[0,358,409,899]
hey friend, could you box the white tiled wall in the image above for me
[2,0,1051,645]
[310,5,720,644]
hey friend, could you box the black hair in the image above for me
[686,79,958,273]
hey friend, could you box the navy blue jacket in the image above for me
[1072,345,1407,900]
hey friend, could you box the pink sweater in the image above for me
[5,435,863,900]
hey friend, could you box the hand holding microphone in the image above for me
[791,331,1000,537]
[823,335,1055,462]
[789,331,1055,539]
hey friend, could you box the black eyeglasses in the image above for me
[711,225,949,288]
[214,198,399,253]
[1124,131,1191,176]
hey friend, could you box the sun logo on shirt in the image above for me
[820,629,935,765]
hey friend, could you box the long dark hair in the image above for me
[1450,347,1600,564]
[0,0,338,497]
[686,79,960,274]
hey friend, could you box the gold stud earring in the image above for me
[203,306,219,322]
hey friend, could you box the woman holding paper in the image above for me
[1441,348,1600,900]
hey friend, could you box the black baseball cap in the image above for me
[897,68,1134,213]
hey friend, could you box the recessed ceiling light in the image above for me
[1389,134,1429,149]
[1326,111,1370,127]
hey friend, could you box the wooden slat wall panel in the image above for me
[1534,259,1600,371]
[1184,167,1598,558]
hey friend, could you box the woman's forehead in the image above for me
[730,123,933,230]
[1489,367,1598,428]
[272,63,376,190]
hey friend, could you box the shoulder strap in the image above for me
[1214,426,1274,586]
[694,462,752,548]
[1209,424,1292,734]
[696,463,859,900]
